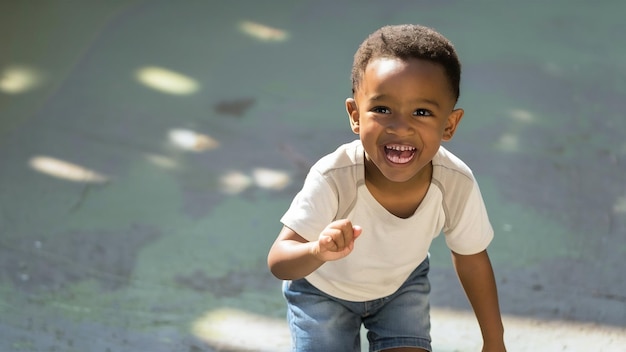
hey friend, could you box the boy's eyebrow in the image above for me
[368,94,441,108]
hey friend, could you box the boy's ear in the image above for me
[346,98,360,134]
[443,108,464,141]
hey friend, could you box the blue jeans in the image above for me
[283,257,431,352]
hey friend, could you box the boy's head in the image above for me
[345,24,465,184]
[351,24,461,102]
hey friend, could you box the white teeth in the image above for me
[385,144,416,151]
[384,144,416,164]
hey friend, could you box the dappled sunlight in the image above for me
[495,133,519,152]
[434,308,626,351]
[135,66,199,95]
[192,308,290,352]
[252,168,290,190]
[239,20,289,42]
[29,156,108,183]
[191,307,626,352]
[430,308,482,351]
[219,171,253,194]
[145,153,179,169]
[508,108,535,123]
[168,128,219,152]
[0,64,43,94]
[492,108,535,153]
[218,168,291,194]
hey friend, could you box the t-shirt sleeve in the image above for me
[444,181,494,255]
[280,169,338,242]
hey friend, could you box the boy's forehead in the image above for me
[364,57,442,74]
[360,58,443,88]
[356,57,455,102]
[365,57,407,76]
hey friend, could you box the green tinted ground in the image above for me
[1,1,625,351]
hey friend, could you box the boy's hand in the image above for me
[313,219,362,262]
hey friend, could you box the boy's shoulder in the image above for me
[309,140,364,220]
[311,139,364,175]
[432,147,481,232]
[432,146,475,184]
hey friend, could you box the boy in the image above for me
[267,24,506,352]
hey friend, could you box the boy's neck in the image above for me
[364,160,433,218]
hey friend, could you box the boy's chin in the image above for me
[376,161,432,184]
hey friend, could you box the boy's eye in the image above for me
[371,106,391,114]
[413,109,433,117]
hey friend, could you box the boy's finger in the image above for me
[341,224,358,250]
[326,228,345,251]
[321,235,337,251]
[324,220,355,251]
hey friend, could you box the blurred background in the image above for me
[1,1,625,351]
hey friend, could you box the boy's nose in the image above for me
[385,116,414,136]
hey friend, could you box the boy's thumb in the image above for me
[352,225,362,238]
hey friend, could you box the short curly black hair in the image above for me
[351,24,461,102]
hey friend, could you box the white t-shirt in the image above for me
[280,140,493,301]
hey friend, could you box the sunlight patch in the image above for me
[145,153,178,169]
[29,156,108,183]
[219,168,291,194]
[168,128,219,152]
[192,308,290,351]
[252,168,290,190]
[136,66,199,95]
[220,171,253,194]
[239,20,289,42]
[495,133,519,152]
[0,64,43,94]
[508,108,534,123]
[432,308,626,351]
[190,307,626,351]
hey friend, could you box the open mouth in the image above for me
[384,144,416,164]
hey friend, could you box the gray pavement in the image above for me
[1,1,625,351]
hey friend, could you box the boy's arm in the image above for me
[451,250,506,352]
[267,220,361,280]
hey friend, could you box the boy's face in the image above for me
[346,57,463,184]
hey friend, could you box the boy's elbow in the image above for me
[268,264,292,280]
[269,267,289,281]
[267,254,303,281]
[267,251,288,280]
[267,259,279,279]
[267,237,317,280]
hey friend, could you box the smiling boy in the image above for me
[268,24,506,352]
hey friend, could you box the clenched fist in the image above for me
[313,219,362,262]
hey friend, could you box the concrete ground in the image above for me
[1,1,625,351]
